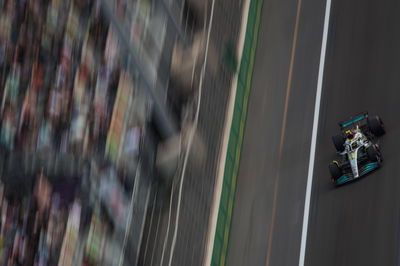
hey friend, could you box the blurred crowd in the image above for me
[0,0,152,265]
[0,163,131,266]
[0,0,143,159]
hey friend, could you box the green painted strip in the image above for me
[211,0,264,265]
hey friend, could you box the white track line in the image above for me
[142,189,158,265]
[150,206,163,266]
[119,164,141,266]
[298,0,332,265]
[160,49,198,266]
[168,0,216,265]
[159,1,204,264]
[135,180,152,265]
[160,180,175,265]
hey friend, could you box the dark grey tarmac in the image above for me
[227,0,327,265]
[306,1,400,266]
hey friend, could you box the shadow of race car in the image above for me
[329,112,385,185]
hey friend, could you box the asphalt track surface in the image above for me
[306,0,400,266]
[228,0,400,265]
[226,0,326,265]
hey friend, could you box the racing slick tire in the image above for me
[332,135,345,152]
[329,162,342,180]
[367,145,381,162]
[367,115,385,137]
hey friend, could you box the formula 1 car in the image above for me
[329,113,385,185]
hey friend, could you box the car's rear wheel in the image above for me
[367,145,381,162]
[332,135,345,152]
[329,162,342,181]
[368,115,385,137]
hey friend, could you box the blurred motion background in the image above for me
[0,0,243,265]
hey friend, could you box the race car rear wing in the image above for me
[339,112,369,131]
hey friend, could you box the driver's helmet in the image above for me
[346,129,356,140]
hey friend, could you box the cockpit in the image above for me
[345,140,359,152]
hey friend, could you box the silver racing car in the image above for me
[329,113,385,185]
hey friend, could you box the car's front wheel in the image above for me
[329,161,342,181]
[367,145,381,163]
[368,115,385,137]
[332,135,345,152]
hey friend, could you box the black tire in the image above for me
[367,115,385,137]
[332,135,345,152]
[367,145,379,162]
[329,162,342,180]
